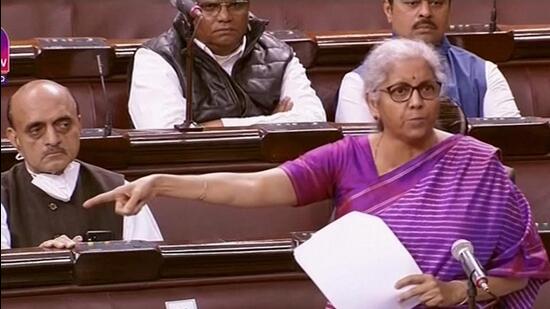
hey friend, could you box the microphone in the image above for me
[96,54,112,137]
[172,0,204,131]
[489,0,498,33]
[452,239,490,293]
[174,0,203,19]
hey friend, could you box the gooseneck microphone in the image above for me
[489,0,498,33]
[173,0,204,131]
[451,239,490,293]
[96,54,112,137]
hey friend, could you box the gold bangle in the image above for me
[198,180,208,201]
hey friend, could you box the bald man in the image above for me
[1,80,162,249]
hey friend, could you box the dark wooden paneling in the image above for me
[5,27,550,78]
[1,237,326,308]
[2,121,548,226]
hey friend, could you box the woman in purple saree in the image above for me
[280,133,548,307]
[86,38,549,307]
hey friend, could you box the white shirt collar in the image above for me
[27,161,81,202]
[193,37,247,75]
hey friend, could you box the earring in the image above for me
[15,153,24,161]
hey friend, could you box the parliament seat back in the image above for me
[2,58,550,135]
[2,0,550,40]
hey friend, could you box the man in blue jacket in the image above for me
[336,0,520,122]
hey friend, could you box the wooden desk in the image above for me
[1,120,548,216]
[1,123,345,176]
[1,274,324,309]
[2,233,549,309]
[1,239,326,309]
[3,119,546,173]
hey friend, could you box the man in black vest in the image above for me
[1,80,163,249]
[129,0,326,129]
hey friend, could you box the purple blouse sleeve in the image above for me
[280,139,347,206]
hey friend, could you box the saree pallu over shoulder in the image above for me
[336,135,463,218]
[281,134,549,307]
[342,135,549,308]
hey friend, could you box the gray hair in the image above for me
[361,38,446,101]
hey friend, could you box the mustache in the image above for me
[44,147,67,156]
[413,20,437,29]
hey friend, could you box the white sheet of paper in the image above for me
[294,211,422,309]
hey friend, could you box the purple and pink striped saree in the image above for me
[281,134,550,307]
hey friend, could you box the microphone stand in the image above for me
[96,55,112,137]
[467,271,478,309]
[489,0,497,33]
[174,16,204,132]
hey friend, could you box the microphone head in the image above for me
[451,239,474,260]
[174,0,203,18]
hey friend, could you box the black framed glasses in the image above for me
[376,80,442,103]
[198,0,249,16]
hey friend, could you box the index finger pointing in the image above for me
[83,190,119,208]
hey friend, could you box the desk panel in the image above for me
[2,274,325,309]
[1,238,326,308]
[1,120,548,220]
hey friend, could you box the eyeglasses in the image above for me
[376,80,442,103]
[198,0,249,16]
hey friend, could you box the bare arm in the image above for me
[396,274,528,307]
[84,168,297,215]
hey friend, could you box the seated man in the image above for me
[336,0,521,122]
[1,80,162,249]
[129,0,326,128]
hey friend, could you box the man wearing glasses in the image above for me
[335,0,521,122]
[129,0,326,129]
